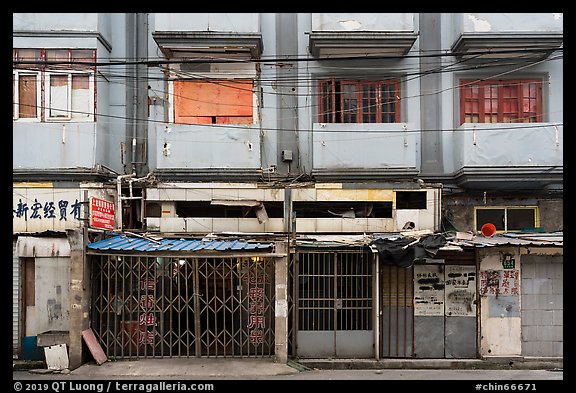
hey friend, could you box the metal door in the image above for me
[380,264,414,358]
[295,251,373,358]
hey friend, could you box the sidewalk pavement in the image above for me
[14,356,562,378]
[19,358,301,378]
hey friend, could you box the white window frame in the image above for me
[45,71,95,122]
[13,70,41,122]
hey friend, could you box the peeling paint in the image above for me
[275,300,288,317]
[338,19,362,30]
[467,14,492,32]
[47,299,62,322]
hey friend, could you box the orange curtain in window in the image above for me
[174,80,253,124]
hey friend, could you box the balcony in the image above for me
[309,13,417,58]
[153,123,262,181]
[451,13,563,60]
[311,123,419,181]
[453,123,563,188]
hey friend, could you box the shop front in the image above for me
[87,235,285,359]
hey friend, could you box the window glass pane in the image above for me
[49,75,69,118]
[476,209,505,231]
[71,74,90,118]
[381,84,396,123]
[16,49,41,69]
[71,49,95,70]
[321,81,332,122]
[46,49,69,62]
[45,50,69,73]
[507,209,536,230]
[362,84,376,123]
[18,74,37,118]
[343,83,357,123]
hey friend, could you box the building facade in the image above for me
[13,13,563,367]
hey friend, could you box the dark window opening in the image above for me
[476,209,506,231]
[175,201,284,218]
[121,187,143,230]
[476,207,537,232]
[293,201,392,218]
[146,202,161,218]
[507,209,536,231]
[396,191,427,210]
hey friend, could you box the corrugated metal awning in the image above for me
[87,235,274,253]
[454,232,563,248]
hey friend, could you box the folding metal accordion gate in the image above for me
[91,255,275,358]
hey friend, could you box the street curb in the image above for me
[294,358,563,371]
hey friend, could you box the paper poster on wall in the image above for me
[445,265,476,317]
[414,265,444,316]
[479,270,519,296]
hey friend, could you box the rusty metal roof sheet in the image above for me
[454,232,563,248]
[87,235,274,252]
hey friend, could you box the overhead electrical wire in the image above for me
[13,51,563,115]
[13,50,563,135]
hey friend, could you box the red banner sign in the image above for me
[90,197,115,230]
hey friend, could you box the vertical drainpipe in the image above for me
[134,13,149,177]
[131,13,140,176]
[127,13,149,177]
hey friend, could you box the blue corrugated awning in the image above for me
[87,235,274,252]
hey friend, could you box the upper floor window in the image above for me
[460,79,542,124]
[173,79,254,125]
[318,79,401,123]
[13,48,96,122]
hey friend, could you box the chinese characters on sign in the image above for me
[136,264,158,347]
[241,258,270,346]
[480,270,519,296]
[13,198,81,222]
[90,197,115,230]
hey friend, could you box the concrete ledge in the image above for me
[295,357,563,370]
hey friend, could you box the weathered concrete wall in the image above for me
[13,240,20,354]
[66,229,90,370]
[442,194,563,233]
[274,241,288,363]
[520,253,563,357]
[154,13,260,32]
[478,247,522,357]
[311,13,415,31]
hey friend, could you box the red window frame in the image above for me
[460,79,542,125]
[318,78,401,123]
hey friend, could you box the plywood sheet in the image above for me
[174,80,253,120]
[81,328,107,365]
